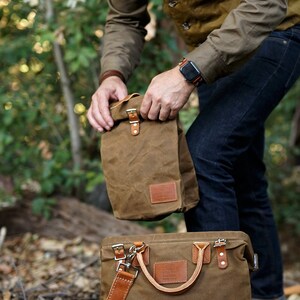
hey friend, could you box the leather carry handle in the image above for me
[110,93,140,110]
[136,241,210,294]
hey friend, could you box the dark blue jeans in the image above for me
[184,24,300,299]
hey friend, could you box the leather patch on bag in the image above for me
[149,182,177,204]
[153,260,187,284]
[192,243,211,264]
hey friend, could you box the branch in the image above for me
[290,103,300,148]
[0,227,7,251]
[12,259,27,300]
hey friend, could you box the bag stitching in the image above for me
[107,274,132,300]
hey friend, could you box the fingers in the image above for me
[87,76,128,132]
[141,93,173,121]
[141,69,187,121]
[87,97,111,132]
[141,96,164,120]
[97,96,114,129]
[87,91,115,132]
[159,106,172,121]
[148,103,161,120]
[140,95,152,120]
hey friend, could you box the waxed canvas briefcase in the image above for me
[100,231,258,300]
[100,93,199,221]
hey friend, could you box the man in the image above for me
[87,0,300,299]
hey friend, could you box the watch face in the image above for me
[180,61,201,82]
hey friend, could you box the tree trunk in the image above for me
[0,197,151,243]
[290,103,300,148]
[45,0,82,170]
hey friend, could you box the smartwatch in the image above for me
[178,58,204,87]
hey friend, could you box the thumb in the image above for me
[115,85,128,101]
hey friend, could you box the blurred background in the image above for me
[0,0,299,299]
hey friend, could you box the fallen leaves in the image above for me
[0,233,100,299]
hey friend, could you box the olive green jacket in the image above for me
[101,0,299,84]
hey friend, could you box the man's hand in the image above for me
[140,67,195,121]
[87,76,127,132]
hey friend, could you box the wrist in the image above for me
[99,70,125,85]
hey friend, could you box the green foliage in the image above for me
[138,214,185,233]
[0,0,107,208]
[265,80,300,234]
[32,197,57,220]
[0,189,17,208]
[179,107,198,132]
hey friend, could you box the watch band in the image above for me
[178,58,203,87]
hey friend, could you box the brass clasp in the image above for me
[126,108,140,136]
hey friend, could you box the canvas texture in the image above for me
[100,93,199,220]
[100,231,256,300]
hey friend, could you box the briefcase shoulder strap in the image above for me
[136,241,210,294]
[106,270,135,300]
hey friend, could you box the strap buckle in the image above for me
[112,243,140,278]
[126,108,139,123]
[213,238,227,247]
[112,243,126,261]
[116,261,139,278]
[126,108,140,136]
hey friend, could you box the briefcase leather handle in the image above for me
[136,241,210,294]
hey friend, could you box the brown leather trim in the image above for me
[106,270,135,300]
[192,243,211,264]
[149,181,177,204]
[153,260,188,284]
[114,248,125,261]
[132,246,149,267]
[127,109,140,136]
[216,245,228,269]
[136,241,210,294]
[112,244,127,271]
[109,93,140,110]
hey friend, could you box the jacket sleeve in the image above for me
[100,0,150,82]
[185,0,287,83]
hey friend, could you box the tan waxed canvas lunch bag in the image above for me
[100,231,258,300]
[100,93,199,221]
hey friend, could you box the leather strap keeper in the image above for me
[132,246,150,267]
[99,70,125,85]
[126,109,140,136]
[192,243,211,264]
[216,245,228,269]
